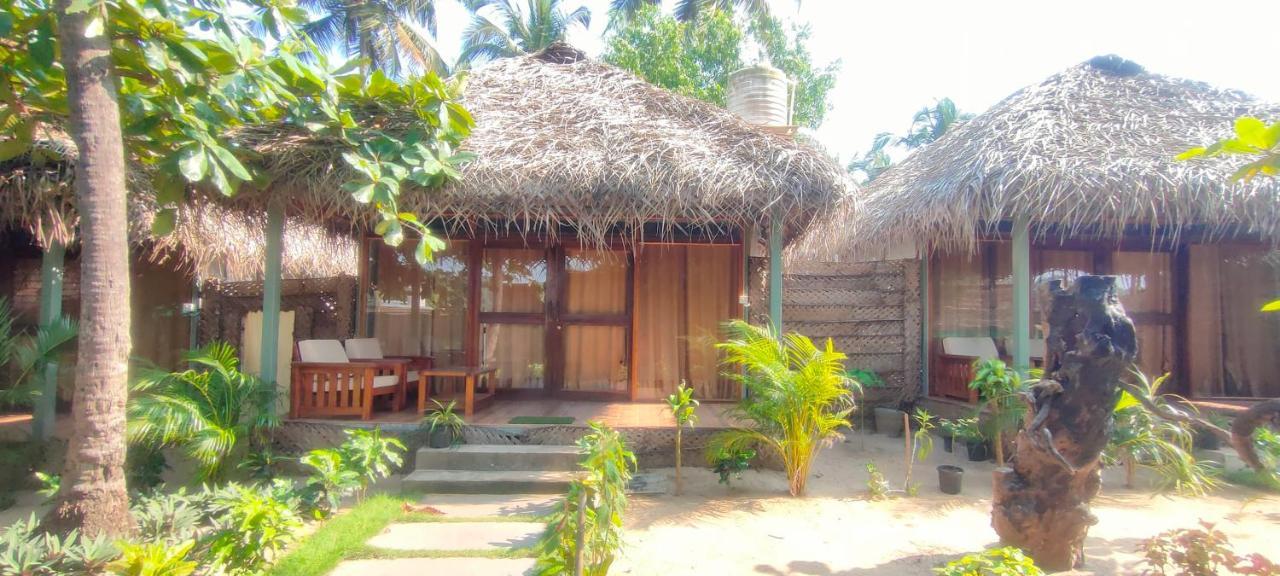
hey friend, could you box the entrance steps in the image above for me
[404,444,581,494]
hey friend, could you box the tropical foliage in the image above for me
[603,4,839,129]
[0,514,117,575]
[968,358,1025,466]
[1177,116,1280,182]
[126,343,279,482]
[905,408,936,493]
[1107,372,1220,495]
[1,0,473,254]
[608,0,768,24]
[846,132,894,183]
[421,398,466,446]
[934,546,1045,576]
[536,421,635,576]
[666,381,699,495]
[899,97,974,150]
[710,446,755,485]
[0,297,78,410]
[1138,520,1278,576]
[459,0,592,67]
[300,0,446,75]
[709,320,856,496]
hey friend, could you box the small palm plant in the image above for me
[0,297,78,410]
[1107,371,1219,495]
[127,342,279,481]
[968,358,1025,467]
[904,408,936,494]
[709,320,855,497]
[666,381,699,496]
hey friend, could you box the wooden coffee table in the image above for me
[417,365,498,418]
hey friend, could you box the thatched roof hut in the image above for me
[234,44,850,242]
[792,55,1280,261]
[0,126,356,282]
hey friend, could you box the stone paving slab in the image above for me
[330,557,535,576]
[417,494,558,517]
[366,521,543,551]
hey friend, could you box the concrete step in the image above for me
[416,444,581,472]
[403,469,579,494]
[331,558,536,576]
[366,521,543,551]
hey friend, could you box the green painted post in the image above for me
[920,257,930,397]
[1011,217,1031,374]
[260,204,284,402]
[32,241,65,441]
[768,216,784,335]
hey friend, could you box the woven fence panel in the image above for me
[199,275,357,349]
[781,259,923,407]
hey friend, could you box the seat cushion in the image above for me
[1028,339,1046,360]
[298,339,349,363]
[344,338,385,360]
[942,336,1000,360]
[309,373,400,392]
[406,370,419,382]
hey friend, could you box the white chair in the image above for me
[343,338,433,384]
[290,339,404,420]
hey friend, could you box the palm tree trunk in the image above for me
[43,0,134,536]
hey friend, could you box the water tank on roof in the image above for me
[727,63,793,128]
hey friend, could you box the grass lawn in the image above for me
[267,494,542,576]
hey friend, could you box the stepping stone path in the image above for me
[328,493,559,576]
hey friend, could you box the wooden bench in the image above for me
[418,365,498,418]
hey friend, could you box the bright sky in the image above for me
[433,0,1280,163]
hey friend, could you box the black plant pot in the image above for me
[965,440,989,462]
[942,435,954,453]
[428,429,457,449]
[937,465,964,495]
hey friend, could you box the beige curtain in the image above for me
[480,248,547,389]
[934,249,992,338]
[1189,245,1280,397]
[635,245,737,400]
[482,323,544,389]
[562,249,628,392]
[369,240,469,365]
[1113,251,1173,378]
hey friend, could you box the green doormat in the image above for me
[509,416,575,425]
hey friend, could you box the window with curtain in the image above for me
[481,248,546,389]
[366,239,469,366]
[1188,245,1280,398]
[562,249,628,393]
[1113,251,1173,379]
[634,244,738,401]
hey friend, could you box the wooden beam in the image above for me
[260,203,285,402]
[32,240,65,441]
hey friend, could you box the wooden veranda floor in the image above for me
[291,399,738,429]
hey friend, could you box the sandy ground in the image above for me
[613,431,1280,576]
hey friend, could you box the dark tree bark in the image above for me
[42,0,134,536]
[991,276,1137,571]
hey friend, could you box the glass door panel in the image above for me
[480,247,547,391]
[1113,251,1173,378]
[559,248,630,395]
[366,239,469,366]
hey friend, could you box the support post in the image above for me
[1011,217,1031,374]
[919,257,930,397]
[768,216,783,335]
[260,203,284,400]
[32,241,66,441]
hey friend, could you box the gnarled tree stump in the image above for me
[992,275,1137,571]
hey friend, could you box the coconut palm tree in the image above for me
[44,0,134,536]
[847,131,894,184]
[300,0,446,76]
[899,97,973,150]
[457,0,591,67]
[608,0,767,24]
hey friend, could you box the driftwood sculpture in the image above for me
[992,276,1137,571]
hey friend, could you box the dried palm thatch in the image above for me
[231,43,850,243]
[791,55,1280,262]
[0,125,356,281]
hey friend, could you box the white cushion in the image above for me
[310,373,399,393]
[344,338,385,360]
[298,340,348,363]
[406,370,419,382]
[1028,339,1046,360]
[942,337,1000,360]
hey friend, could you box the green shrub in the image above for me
[298,428,403,517]
[1138,520,1278,575]
[1107,372,1219,495]
[127,342,279,482]
[710,447,755,486]
[108,540,198,576]
[0,514,117,575]
[0,297,78,411]
[535,421,635,576]
[666,382,699,496]
[968,359,1026,466]
[131,488,213,545]
[205,483,302,575]
[935,547,1045,576]
[338,428,406,501]
[300,449,361,518]
[864,462,890,500]
[709,321,855,497]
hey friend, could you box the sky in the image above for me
[433,0,1280,164]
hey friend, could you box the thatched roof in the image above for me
[792,55,1280,261]
[0,126,356,281]
[234,44,850,242]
